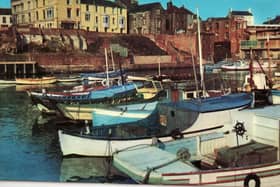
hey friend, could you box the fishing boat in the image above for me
[204,60,230,72]
[58,92,253,157]
[16,76,57,85]
[0,79,16,84]
[221,60,249,71]
[56,80,165,120]
[56,75,82,83]
[28,82,139,114]
[57,100,159,121]
[113,105,280,186]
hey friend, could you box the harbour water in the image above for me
[0,69,278,183]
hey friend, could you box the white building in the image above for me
[0,8,12,29]
[228,9,254,26]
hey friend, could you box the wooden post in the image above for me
[32,63,36,74]
[14,64,17,75]
[4,64,7,74]
[23,63,26,74]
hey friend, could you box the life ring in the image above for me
[171,129,183,140]
[244,174,260,187]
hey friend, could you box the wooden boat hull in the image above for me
[16,77,57,85]
[57,101,158,121]
[56,76,82,82]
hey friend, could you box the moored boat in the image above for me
[57,100,159,121]
[221,60,249,71]
[113,105,280,186]
[58,92,253,157]
[16,76,57,85]
[56,80,165,120]
[56,76,82,83]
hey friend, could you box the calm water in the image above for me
[0,69,278,183]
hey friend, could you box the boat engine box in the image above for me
[216,141,277,168]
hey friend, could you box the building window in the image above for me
[112,17,115,24]
[120,8,122,14]
[103,16,109,24]
[21,15,25,23]
[76,8,80,17]
[43,0,45,6]
[103,15,109,28]
[2,17,6,23]
[35,0,38,8]
[95,6,98,12]
[27,1,30,9]
[43,10,45,19]
[215,22,219,30]
[225,22,229,28]
[85,13,90,21]
[96,16,98,24]
[104,6,106,13]
[46,8,54,18]
[225,32,229,40]
[28,12,31,22]
[67,8,71,18]
[76,0,80,4]
[86,5,89,11]
[36,11,39,20]
[67,0,71,5]
[10,17,12,23]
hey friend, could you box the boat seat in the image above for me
[200,153,218,170]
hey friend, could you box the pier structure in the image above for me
[0,61,37,75]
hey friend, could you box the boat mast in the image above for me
[197,8,206,97]
[110,47,115,71]
[266,34,272,88]
[105,48,110,87]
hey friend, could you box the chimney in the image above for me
[167,0,173,9]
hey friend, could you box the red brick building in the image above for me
[202,10,252,62]
[164,1,195,35]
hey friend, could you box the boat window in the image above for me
[187,92,194,99]
[170,110,175,117]
[143,81,154,88]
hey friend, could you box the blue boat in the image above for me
[80,69,123,80]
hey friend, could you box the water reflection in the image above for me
[60,157,134,183]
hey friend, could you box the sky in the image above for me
[0,0,279,24]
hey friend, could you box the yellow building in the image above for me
[80,0,127,33]
[11,0,127,33]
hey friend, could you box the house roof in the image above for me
[205,17,228,22]
[166,5,194,15]
[130,3,163,13]
[230,10,253,16]
[0,8,12,15]
[80,0,124,8]
[263,15,280,24]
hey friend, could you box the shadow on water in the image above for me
[60,157,135,183]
